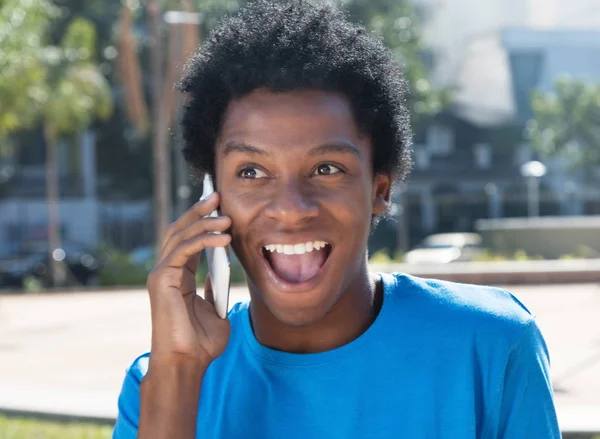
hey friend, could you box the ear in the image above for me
[372,173,392,215]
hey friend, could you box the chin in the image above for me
[262,285,341,327]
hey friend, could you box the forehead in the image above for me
[216,89,369,152]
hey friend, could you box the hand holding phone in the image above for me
[146,180,232,369]
[201,174,231,319]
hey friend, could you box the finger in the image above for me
[204,274,215,305]
[159,216,232,260]
[160,192,221,252]
[159,233,232,270]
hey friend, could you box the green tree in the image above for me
[0,0,113,286]
[339,0,448,134]
[526,75,600,171]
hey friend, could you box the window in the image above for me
[414,147,431,169]
[474,143,492,169]
[427,125,454,155]
[508,51,544,122]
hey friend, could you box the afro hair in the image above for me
[179,0,413,183]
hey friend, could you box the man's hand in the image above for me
[147,191,232,366]
[137,192,232,439]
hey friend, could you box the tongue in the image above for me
[268,249,327,283]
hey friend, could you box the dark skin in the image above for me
[215,88,392,353]
[138,88,392,439]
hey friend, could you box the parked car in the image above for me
[0,241,100,289]
[404,233,483,264]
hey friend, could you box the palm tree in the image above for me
[0,0,113,286]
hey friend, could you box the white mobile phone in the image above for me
[201,174,231,319]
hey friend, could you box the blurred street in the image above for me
[0,282,599,432]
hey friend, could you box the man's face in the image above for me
[215,89,391,326]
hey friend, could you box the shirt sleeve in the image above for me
[112,356,147,439]
[496,319,561,438]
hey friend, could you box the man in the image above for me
[113,1,560,438]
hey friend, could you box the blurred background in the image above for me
[0,0,599,438]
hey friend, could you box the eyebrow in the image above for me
[222,142,270,157]
[308,142,361,158]
[221,140,361,158]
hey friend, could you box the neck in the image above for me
[248,268,383,354]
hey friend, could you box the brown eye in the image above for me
[314,164,341,176]
[239,167,267,179]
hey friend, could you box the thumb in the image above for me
[204,274,215,305]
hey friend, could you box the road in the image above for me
[0,282,599,432]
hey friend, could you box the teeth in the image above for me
[294,243,306,254]
[265,241,329,255]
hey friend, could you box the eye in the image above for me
[239,167,268,179]
[314,164,342,176]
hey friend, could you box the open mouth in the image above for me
[261,241,332,284]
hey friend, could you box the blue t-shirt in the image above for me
[113,272,560,438]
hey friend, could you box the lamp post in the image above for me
[520,160,547,218]
[164,10,202,217]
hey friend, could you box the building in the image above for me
[388,0,600,251]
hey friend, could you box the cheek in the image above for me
[219,189,265,238]
[322,188,373,247]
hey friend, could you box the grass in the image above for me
[0,415,112,439]
[1,415,599,439]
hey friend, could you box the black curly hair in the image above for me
[179,0,412,183]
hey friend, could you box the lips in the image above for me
[261,242,332,284]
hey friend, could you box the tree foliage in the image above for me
[0,0,113,140]
[527,75,600,169]
[0,0,58,135]
[337,0,448,132]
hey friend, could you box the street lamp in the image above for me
[164,10,202,217]
[164,11,202,25]
[520,160,547,218]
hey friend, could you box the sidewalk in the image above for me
[1,283,599,432]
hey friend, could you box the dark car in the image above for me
[0,241,100,289]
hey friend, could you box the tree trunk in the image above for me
[147,0,172,250]
[44,124,65,288]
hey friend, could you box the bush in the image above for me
[96,244,148,287]
[96,243,247,288]
[368,249,404,264]
[472,249,544,262]
[559,245,600,260]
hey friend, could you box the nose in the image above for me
[264,179,319,226]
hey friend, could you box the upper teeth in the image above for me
[264,241,329,255]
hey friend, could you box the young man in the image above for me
[113,1,560,438]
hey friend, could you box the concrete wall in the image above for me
[475,216,600,259]
[371,259,600,285]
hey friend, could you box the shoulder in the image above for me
[123,352,150,384]
[380,272,537,347]
[227,299,250,322]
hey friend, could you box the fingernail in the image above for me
[199,192,217,203]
